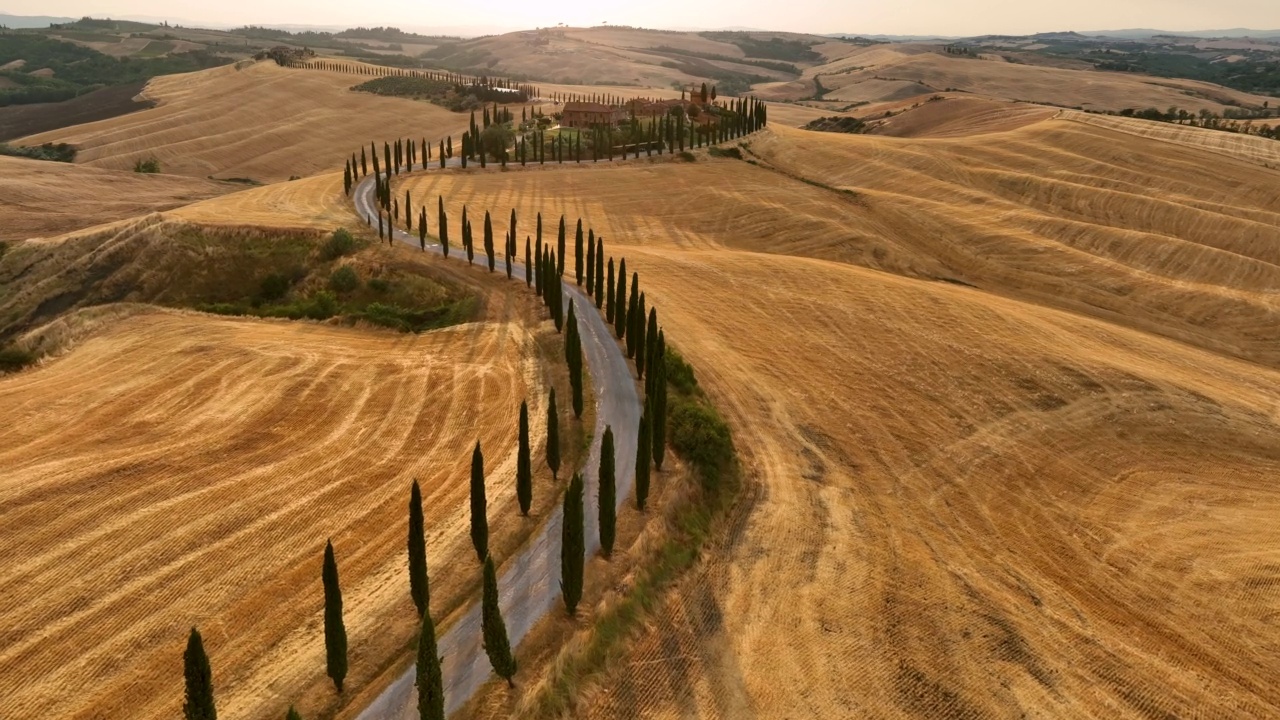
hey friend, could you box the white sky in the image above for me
[6,0,1279,36]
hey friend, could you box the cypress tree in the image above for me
[517,400,532,516]
[470,441,488,562]
[567,301,583,418]
[634,292,647,377]
[636,397,651,511]
[615,260,628,339]
[322,540,348,693]
[525,237,532,288]
[405,189,412,231]
[605,258,615,322]
[599,425,616,558]
[439,197,449,258]
[653,330,667,470]
[574,219,584,286]
[419,208,427,251]
[384,143,392,179]
[183,627,216,720]
[415,609,445,720]
[408,479,429,617]
[286,706,301,720]
[534,225,543,292]
[510,208,518,257]
[343,162,352,195]
[378,212,384,241]
[484,211,495,272]
[560,472,584,615]
[439,140,446,168]
[645,308,659,392]
[557,216,566,277]
[546,387,560,479]
[360,147,368,176]
[595,238,605,308]
[626,277,639,358]
[465,216,474,265]
[481,556,518,687]
[585,228,595,295]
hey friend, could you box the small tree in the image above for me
[566,301,584,419]
[183,627,217,720]
[517,400,532,516]
[525,237,532,288]
[614,259,628,340]
[595,238,605,309]
[586,228,595,295]
[560,473,585,615]
[546,387,561,478]
[438,197,449,258]
[415,610,445,720]
[653,330,668,470]
[557,216,566,277]
[599,425,616,558]
[484,211,495,272]
[470,441,488,561]
[322,540,348,693]
[408,479,430,617]
[605,258,615,322]
[481,556,518,687]
[574,219,584,286]
[286,706,302,720]
[626,277,639,358]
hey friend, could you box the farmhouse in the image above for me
[561,101,622,128]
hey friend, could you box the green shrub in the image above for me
[305,291,338,320]
[133,157,160,173]
[196,302,247,316]
[0,346,37,373]
[668,400,734,491]
[329,265,360,293]
[258,273,292,303]
[665,348,699,395]
[708,146,742,160]
[320,228,358,261]
[367,277,391,293]
[678,151,696,162]
[0,142,77,162]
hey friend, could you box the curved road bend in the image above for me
[352,170,641,718]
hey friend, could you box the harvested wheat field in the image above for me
[18,60,473,183]
[0,307,551,720]
[0,155,235,241]
[170,171,350,230]
[387,116,1280,717]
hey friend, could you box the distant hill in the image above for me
[0,13,76,28]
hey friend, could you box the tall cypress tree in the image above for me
[481,556,518,687]
[560,472,584,615]
[419,208,427,251]
[415,608,445,720]
[574,219,584,286]
[626,277,639,358]
[653,330,667,470]
[605,258,615,321]
[636,398,652,511]
[557,216,566,277]
[438,197,449,258]
[286,706,301,720]
[546,387,561,478]
[635,292,647,378]
[645,308,659,391]
[615,260,628,340]
[183,627,216,720]
[566,301,583,419]
[586,229,595,295]
[536,212,542,257]
[484,211,495,272]
[595,239,605,309]
[408,479,429,617]
[322,540,348,693]
[598,425,616,558]
[470,441,488,561]
[360,147,368,176]
[517,400,532,516]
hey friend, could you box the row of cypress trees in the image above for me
[292,59,539,98]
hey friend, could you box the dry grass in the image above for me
[17,60,473,183]
[0,155,234,241]
[379,115,1280,718]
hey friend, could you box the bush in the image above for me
[708,146,742,160]
[668,400,734,491]
[305,291,338,320]
[133,157,160,173]
[368,277,391,293]
[678,151,696,162]
[196,302,247,316]
[665,348,699,395]
[0,142,77,162]
[258,273,292,303]
[0,346,37,373]
[329,265,360,293]
[320,228,358,261]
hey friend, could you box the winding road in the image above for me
[351,166,641,718]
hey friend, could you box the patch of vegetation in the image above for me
[320,228,358,261]
[0,141,76,162]
[708,145,743,159]
[677,151,696,162]
[335,26,463,44]
[134,40,174,57]
[328,265,359,293]
[351,75,528,110]
[699,32,822,62]
[133,157,160,173]
[802,115,868,134]
[0,345,36,373]
[647,45,801,75]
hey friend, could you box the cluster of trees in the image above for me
[1097,105,1280,141]
[291,57,538,99]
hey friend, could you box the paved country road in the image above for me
[351,167,641,718]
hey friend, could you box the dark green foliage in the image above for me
[415,609,445,720]
[560,473,585,615]
[556,216,566,277]
[438,198,449,258]
[605,258,615,321]
[669,398,733,491]
[470,441,488,561]
[525,237,532,288]
[635,398,652,511]
[328,265,359,294]
[708,146,742,159]
[286,706,302,720]
[419,207,428,250]
[573,219,584,286]
[598,425,617,558]
[585,229,595,295]
[653,331,668,470]
[625,275,639,358]
[322,540,348,692]
[566,301,584,419]
[408,479,429,617]
[183,627,216,720]
[257,272,293,303]
[614,260,628,340]
[644,309,659,390]
[0,142,76,162]
[546,387,561,478]
[320,228,358,261]
[801,116,868,134]
[0,346,36,373]
[594,239,605,309]
[483,211,495,272]
[517,400,532,516]
[634,292,647,378]
[481,556,518,687]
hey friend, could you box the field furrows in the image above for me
[0,310,549,719]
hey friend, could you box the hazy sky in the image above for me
[6,0,1279,36]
